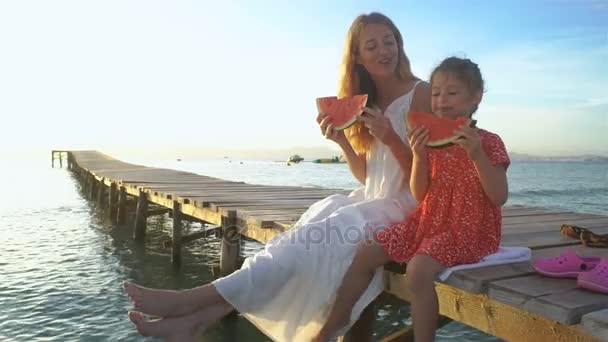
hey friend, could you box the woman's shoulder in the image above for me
[410,80,431,113]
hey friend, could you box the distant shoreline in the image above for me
[508,152,608,162]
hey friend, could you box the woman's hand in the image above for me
[358,106,399,147]
[408,126,429,159]
[316,112,347,145]
[454,125,483,160]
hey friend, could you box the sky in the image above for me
[0,0,606,159]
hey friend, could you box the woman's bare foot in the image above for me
[128,302,234,341]
[128,311,197,341]
[123,281,195,317]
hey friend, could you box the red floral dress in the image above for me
[375,129,511,267]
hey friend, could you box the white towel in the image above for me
[438,246,532,281]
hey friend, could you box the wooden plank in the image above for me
[237,208,308,218]
[444,261,535,293]
[487,246,608,324]
[502,218,608,235]
[502,213,605,225]
[165,190,339,198]
[501,207,572,217]
[213,202,314,212]
[385,273,600,342]
[501,226,608,249]
[581,309,608,341]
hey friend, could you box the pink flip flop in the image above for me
[532,249,600,278]
[577,258,608,294]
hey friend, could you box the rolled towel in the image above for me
[438,246,532,281]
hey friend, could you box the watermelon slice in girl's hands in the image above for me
[316,94,368,130]
[406,111,477,147]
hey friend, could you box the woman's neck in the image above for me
[372,74,413,111]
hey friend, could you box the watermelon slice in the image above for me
[316,94,368,130]
[406,111,477,147]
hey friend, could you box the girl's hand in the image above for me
[454,125,483,160]
[358,106,399,146]
[408,126,429,158]
[316,112,347,145]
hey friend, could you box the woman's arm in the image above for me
[337,138,367,184]
[318,113,366,184]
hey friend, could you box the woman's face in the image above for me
[356,23,399,78]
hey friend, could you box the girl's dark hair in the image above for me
[430,57,484,115]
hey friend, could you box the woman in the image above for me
[124,12,431,342]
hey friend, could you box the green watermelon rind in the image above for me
[316,94,368,131]
[334,117,359,131]
[405,112,477,148]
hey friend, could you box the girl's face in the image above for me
[431,71,481,119]
[356,23,399,78]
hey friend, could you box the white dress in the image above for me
[212,82,421,341]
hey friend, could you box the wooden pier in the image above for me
[56,150,608,341]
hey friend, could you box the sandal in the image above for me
[560,224,608,248]
[578,258,608,294]
[532,248,600,278]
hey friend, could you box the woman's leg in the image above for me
[405,254,445,342]
[128,300,234,341]
[313,240,391,341]
[124,281,228,317]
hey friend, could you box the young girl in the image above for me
[313,57,510,342]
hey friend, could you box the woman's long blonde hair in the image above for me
[339,12,418,154]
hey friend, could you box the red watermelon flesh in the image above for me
[316,94,368,130]
[406,111,477,147]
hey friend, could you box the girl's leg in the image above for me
[405,254,445,342]
[314,240,391,341]
[124,281,228,317]
[128,300,234,341]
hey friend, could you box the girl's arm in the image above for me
[472,154,508,206]
[407,126,431,201]
[410,153,430,201]
[454,127,510,206]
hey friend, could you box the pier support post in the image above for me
[341,300,378,342]
[117,186,127,224]
[109,182,118,222]
[220,210,239,276]
[59,153,63,168]
[51,151,54,168]
[172,201,182,265]
[96,178,106,205]
[133,190,148,242]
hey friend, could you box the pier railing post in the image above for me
[96,178,106,205]
[109,182,118,222]
[172,201,182,265]
[89,174,97,199]
[220,210,239,276]
[133,190,148,242]
[117,186,127,224]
